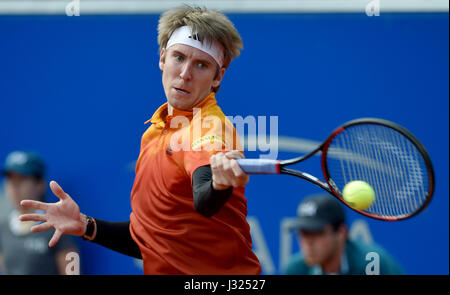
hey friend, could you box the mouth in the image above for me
[174,87,191,95]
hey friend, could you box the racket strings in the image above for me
[327,124,429,218]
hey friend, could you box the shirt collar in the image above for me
[311,249,349,275]
[144,92,217,125]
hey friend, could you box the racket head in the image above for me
[321,118,435,221]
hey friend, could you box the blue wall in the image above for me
[0,12,448,275]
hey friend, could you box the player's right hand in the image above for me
[19,180,87,247]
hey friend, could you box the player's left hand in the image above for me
[210,150,249,190]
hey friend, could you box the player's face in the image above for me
[5,173,45,210]
[298,225,341,267]
[159,44,225,111]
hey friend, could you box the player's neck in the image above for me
[168,104,173,116]
[321,244,346,274]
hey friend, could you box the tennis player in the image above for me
[19,6,261,275]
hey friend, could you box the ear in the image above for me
[159,48,166,71]
[337,224,348,242]
[212,67,226,88]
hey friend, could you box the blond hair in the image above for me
[158,5,243,69]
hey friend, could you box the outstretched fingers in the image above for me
[30,222,53,233]
[49,180,69,201]
[19,213,47,222]
[49,230,63,248]
[20,199,50,211]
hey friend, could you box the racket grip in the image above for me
[236,159,280,175]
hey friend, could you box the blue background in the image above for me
[0,12,448,275]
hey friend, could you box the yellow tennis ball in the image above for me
[342,181,375,210]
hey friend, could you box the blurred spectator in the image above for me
[0,184,12,222]
[283,194,404,275]
[0,151,77,275]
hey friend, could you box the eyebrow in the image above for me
[171,50,212,66]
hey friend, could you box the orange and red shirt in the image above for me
[129,92,261,274]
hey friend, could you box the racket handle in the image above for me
[236,159,280,175]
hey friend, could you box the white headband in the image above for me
[166,26,224,68]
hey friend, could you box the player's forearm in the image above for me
[81,217,142,259]
[193,165,233,217]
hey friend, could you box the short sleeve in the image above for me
[184,114,242,179]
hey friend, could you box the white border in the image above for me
[0,0,448,15]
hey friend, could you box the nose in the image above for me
[302,236,313,246]
[179,62,192,81]
[300,233,317,247]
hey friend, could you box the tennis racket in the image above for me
[236,118,434,221]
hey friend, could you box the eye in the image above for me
[175,55,184,62]
[197,62,208,69]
